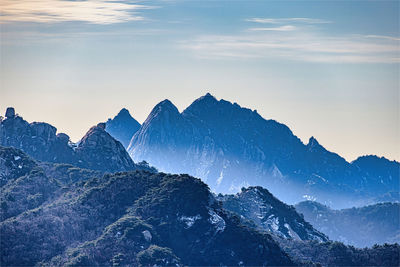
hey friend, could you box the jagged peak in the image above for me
[196,92,218,104]
[182,93,220,116]
[352,154,399,165]
[97,122,106,130]
[5,107,15,118]
[116,108,131,117]
[307,136,320,147]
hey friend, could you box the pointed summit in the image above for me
[105,108,141,148]
[77,124,136,172]
[307,136,320,147]
[147,99,180,121]
[155,99,179,111]
[116,108,130,116]
[183,93,219,116]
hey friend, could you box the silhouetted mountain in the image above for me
[295,201,400,247]
[217,186,328,242]
[0,108,148,173]
[105,108,141,148]
[128,94,399,208]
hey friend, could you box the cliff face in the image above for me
[128,94,399,208]
[0,108,142,172]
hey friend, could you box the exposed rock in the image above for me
[5,107,15,118]
[128,94,399,208]
[218,186,328,242]
[0,110,150,173]
[75,124,137,172]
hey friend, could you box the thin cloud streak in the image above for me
[249,25,296,31]
[182,31,400,63]
[0,0,157,24]
[246,18,332,24]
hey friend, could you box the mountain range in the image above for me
[125,93,399,208]
[1,146,399,266]
[295,200,400,247]
[0,102,399,266]
[0,107,150,173]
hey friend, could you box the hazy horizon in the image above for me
[1,0,399,162]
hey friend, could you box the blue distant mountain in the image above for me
[296,201,400,247]
[105,108,141,148]
[128,93,399,208]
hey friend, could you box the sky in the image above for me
[0,0,399,162]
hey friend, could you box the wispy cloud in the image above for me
[249,25,296,32]
[0,0,156,24]
[182,16,399,64]
[246,17,331,24]
[182,30,400,64]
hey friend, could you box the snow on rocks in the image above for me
[178,214,202,229]
[208,209,225,232]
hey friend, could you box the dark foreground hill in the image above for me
[295,201,400,248]
[1,146,399,266]
[0,147,294,266]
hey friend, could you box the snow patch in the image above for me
[284,223,301,240]
[267,216,279,232]
[303,194,317,201]
[14,156,21,161]
[142,230,152,242]
[208,209,225,232]
[179,214,201,229]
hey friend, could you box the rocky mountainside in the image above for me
[217,187,328,242]
[0,147,294,267]
[105,108,141,148]
[128,94,399,208]
[295,201,400,247]
[1,146,399,267]
[0,108,145,172]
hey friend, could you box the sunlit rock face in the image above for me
[218,186,328,242]
[128,94,399,208]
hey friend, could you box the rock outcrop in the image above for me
[0,108,144,173]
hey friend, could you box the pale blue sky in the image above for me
[1,0,399,161]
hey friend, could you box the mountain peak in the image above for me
[77,123,136,172]
[198,92,217,102]
[307,136,320,147]
[151,99,180,115]
[117,108,130,116]
[5,107,16,118]
[96,122,106,130]
[105,108,141,148]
